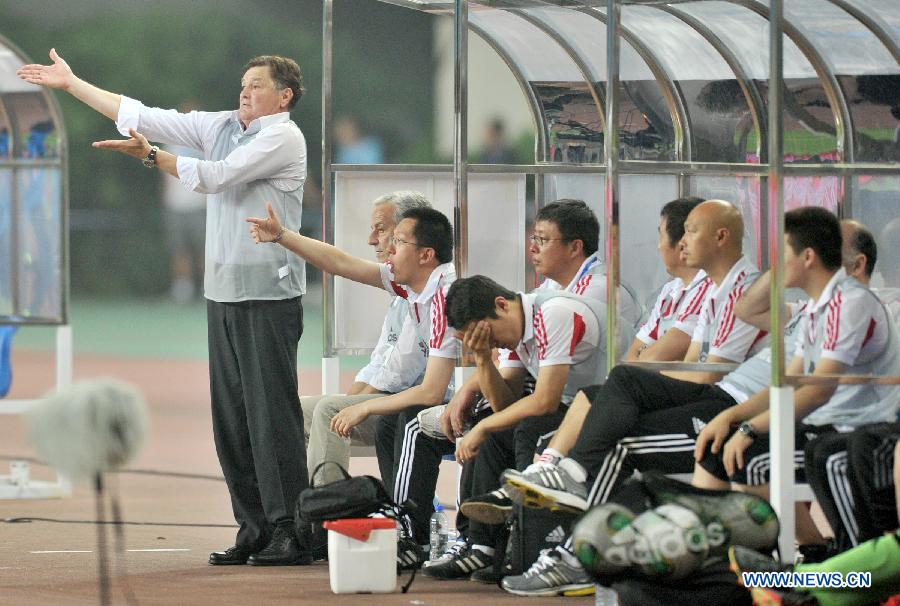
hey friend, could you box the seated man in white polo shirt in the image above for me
[421,275,610,581]
[248,202,458,562]
[695,206,900,501]
[299,191,431,487]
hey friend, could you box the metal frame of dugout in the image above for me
[321,0,900,562]
[0,34,72,499]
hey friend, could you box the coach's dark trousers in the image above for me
[208,297,308,550]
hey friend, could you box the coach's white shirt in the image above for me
[116,96,306,302]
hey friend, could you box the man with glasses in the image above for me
[299,191,431,489]
[247,203,457,564]
[20,50,311,566]
[416,199,640,580]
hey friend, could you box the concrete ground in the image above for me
[0,345,593,606]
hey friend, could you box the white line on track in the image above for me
[30,549,191,554]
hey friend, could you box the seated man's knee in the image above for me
[314,395,348,423]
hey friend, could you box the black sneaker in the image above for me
[460,489,513,525]
[397,542,427,571]
[421,546,494,580]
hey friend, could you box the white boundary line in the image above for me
[30,549,191,554]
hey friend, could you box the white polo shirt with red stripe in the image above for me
[498,292,606,404]
[692,256,767,363]
[377,262,458,398]
[636,270,711,346]
[796,270,900,428]
[542,252,643,328]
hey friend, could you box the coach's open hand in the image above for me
[92,128,151,159]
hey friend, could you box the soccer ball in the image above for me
[571,502,636,578]
[625,504,708,580]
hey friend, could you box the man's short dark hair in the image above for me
[845,222,878,278]
[535,199,599,256]
[400,207,453,264]
[785,207,842,271]
[660,196,705,247]
[243,55,304,109]
[446,275,517,329]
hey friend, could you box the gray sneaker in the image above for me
[503,459,589,513]
[501,548,595,597]
[416,404,451,440]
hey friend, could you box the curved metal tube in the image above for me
[733,0,856,164]
[661,3,768,163]
[578,6,693,162]
[469,22,550,162]
[511,9,607,135]
[0,32,69,325]
[825,0,900,63]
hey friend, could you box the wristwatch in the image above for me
[142,145,159,168]
[737,421,759,440]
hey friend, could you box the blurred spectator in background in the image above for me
[25,120,55,158]
[162,101,206,303]
[334,115,384,164]
[0,127,9,158]
[481,118,514,164]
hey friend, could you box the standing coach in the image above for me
[19,49,310,566]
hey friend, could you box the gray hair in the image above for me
[373,190,432,224]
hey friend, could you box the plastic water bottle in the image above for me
[429,505,449,561]
[595,584,618,606]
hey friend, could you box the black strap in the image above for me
[309,461,352,488]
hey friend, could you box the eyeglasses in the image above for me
[390,235,421,248]
[528,234,565,247]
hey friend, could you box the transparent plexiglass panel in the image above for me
[619,174,678,309]
[15,167,62,320]
[469,9,584,82]
[3,92,61,159]
[780,0,900,163]
[674,1,840,162]
[470,10,602,164]
[0,168,11,317]
[853,176,900,290]
[620,5,755,163]
[844,0,900,43]
[0,109,9,160]
[542,172,645,336]
[522,7,676,161]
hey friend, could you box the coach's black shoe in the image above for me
[247,526,312,566]
[209,544,256,565]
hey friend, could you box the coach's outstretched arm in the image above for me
[17,49,182,179]
[17,49,121,120]
[248,202,382,288]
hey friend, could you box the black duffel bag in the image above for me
[296,461,395,522]
[294,461,418,593]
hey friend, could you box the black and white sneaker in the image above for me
[459,489,513,525]
[420,545,494,580]
[397,542,428,571]
[424,540,467,568]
